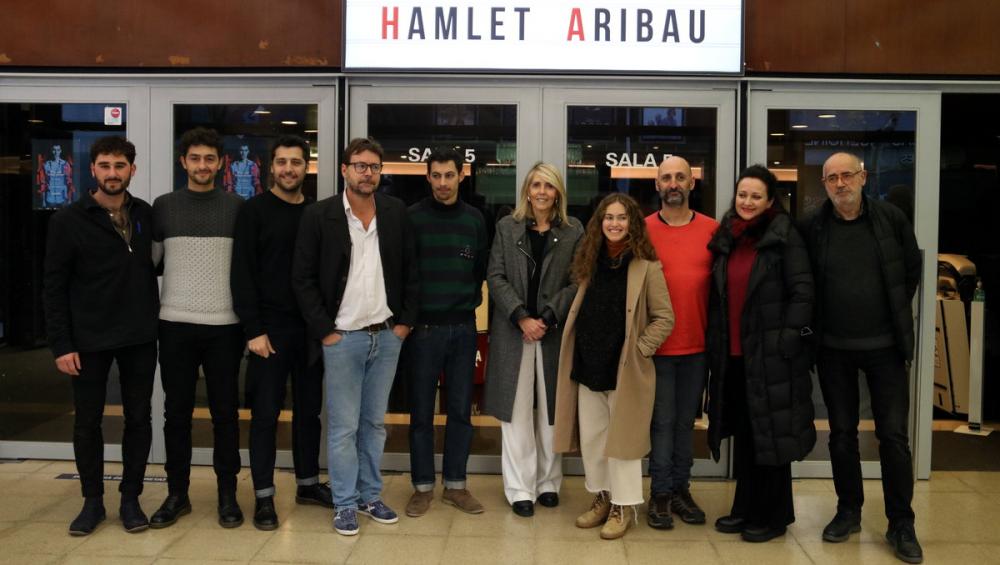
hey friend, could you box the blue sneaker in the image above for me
[357,499,399,524]
[333,508,359,536]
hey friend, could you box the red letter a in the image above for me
[567,8,585,41]
[383,6,399,39]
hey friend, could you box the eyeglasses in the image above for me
[347,162,383,174]
[822,170,863,185]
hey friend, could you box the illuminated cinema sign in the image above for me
[344,1,744,74]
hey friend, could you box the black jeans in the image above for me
[159,320,244,495]
[817,346,915,527]
[407,322,478,489]
[725,356,795,529]
[73,342,157,498]
[246,327,323,497]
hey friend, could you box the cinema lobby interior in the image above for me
[2,1,1000,563]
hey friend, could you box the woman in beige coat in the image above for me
[553,194,674,540]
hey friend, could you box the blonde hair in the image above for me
[512,162,570,225]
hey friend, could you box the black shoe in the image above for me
[253,496,279,531]
[714,514,746,534]
[68,497,106,536]
[149,494,191,529]
[296,482,334,508]
[822,511,861,542]
[512,500,534,517]
[119,496,149,533]
[886,523,924,564]
[671,489,706,524]
[741,524,787,543]
[646,493,674,530]
[218,491,244,528]
[537,492,559,508]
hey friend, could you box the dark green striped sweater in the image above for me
[408,197,489,325]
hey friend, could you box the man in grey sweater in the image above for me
[149,128,246,529]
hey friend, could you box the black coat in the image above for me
[706,212,817,466]
[291,192,419,357]
[43,191,159,357]
[799,195,922,363]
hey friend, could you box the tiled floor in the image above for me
[2,460,1000,564]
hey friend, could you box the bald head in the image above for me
[822,152,863,178]
[656,155,695,210]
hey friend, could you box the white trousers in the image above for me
[578,385,644,506]
[500,341,563,504]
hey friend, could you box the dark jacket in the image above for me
[43,191,159,357]
[291,192,419,353]
[706,212,817,466]
[799,195,922,362]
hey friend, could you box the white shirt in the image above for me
[335,192,394,330]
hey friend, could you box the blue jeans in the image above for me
[817,346,915,527]
[322,328,404,510]
[407,322,478,490]
[649,353,707,496]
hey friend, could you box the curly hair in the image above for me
[570,193,657,284]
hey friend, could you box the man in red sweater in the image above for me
[644,156,719,530]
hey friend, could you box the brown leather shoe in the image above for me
[442,488,484,514]
[600,504,636,540]
[575,491,611,529]
[405,490,434,517]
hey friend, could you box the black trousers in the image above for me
[817,346,915,527]
[73,341,157,498]
[159,320,244,495]
[725,356,795,529]
[246,327,323,496]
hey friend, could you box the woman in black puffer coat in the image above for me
[705,165,816,543]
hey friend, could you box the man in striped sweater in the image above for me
[404,148,489,518]
[149,128,246,529]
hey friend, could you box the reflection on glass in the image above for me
[767,108,917,462]
[566,105,718,226]
[767,109,916,223]
[0,103,128,443]
[367,103,517,457]
[173,103,319,450]
[368,103,517,223]
[174,104,319,202]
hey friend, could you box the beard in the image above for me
[97,177,130,196]
[660,188,687,208]
[274,175,304,193]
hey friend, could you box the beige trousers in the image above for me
[577,384,644,506]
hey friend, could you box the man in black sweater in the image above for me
[43,136,159,536]
[404,148,489,517]
[802,152,923,564]
[231,136,331,530]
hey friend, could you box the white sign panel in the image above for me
[104,106,123,126]
[344,1,744,74]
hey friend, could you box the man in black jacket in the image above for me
[803,152,923,564]
[292,137,419,536]
[43,136,159,537]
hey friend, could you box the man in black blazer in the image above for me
[292,137,419,536]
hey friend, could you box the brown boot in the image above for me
[576,491,611,529]
[600,504,636,540]
[405,490,434,517]
[442,488,484,514]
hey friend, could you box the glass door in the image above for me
[747,86,941,480]
[349,80,541,472]
[0,83,148,461]
[149,84,338,466]
[542,85,738,478]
